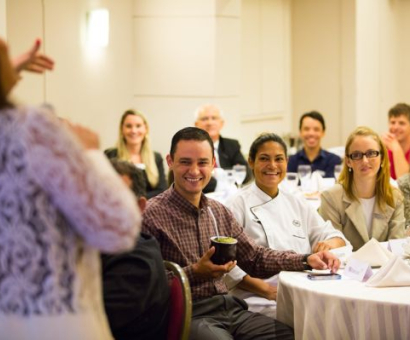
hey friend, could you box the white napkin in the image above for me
[366,256,410,287]
[349,238,395,267]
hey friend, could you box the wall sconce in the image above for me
[86,8,109,47]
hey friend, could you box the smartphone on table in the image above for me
[307,273,342,281]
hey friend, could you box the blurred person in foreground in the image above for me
[142,126,340,340]
[0,38,141,340]
[225,133,349,318]
[105,110,167,199]
[102,160,169,340]
[320,126,405,251]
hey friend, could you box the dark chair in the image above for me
[164,261,192,340]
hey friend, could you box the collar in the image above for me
[299,148,326,162]
[168,186,210,215]
[250,182,280,204]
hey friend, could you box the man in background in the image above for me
[194,104,252,192]
[382,103,410,180]
[102,160,170,340]
[288,111,341,178]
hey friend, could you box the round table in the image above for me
[276,271,410,340]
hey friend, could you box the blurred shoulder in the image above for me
[104,148,118,158]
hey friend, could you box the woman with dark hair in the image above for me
[0,38,141,340]
[105,110,167,198]
[225,132,347,318]
[319,126,405,250]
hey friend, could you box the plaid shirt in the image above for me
[142,187,305,301]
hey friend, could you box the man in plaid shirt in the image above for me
[142,127,340,340]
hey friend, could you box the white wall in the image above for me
[291,0,343,148]
[4,0,410,156]
[6,0,135,149]
[0,0,6,37]
[132,0,292,159]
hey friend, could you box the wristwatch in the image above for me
[302,254,312,271]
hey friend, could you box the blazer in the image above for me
[101,233,170,340]
[319,184,405,251]
[104,148,167,199]
[204,135,252,193]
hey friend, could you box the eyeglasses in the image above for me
[348,150,380,161]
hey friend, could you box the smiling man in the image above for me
[142,127,340,339]
[287,111,341,178]
[381,103,410,179]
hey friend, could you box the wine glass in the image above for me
[297,165,312,191]
[285,172,299,190]
[232,164,247,188]
[334,164,342,181]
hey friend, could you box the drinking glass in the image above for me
[232,164,247,188]
[297,165,312,191]
[285,172,299,189]
[334,164,343,181]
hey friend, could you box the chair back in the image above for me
[164,261,192,340]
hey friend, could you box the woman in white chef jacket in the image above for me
[225,133,349,318]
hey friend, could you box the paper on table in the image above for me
[349,238,395,267]
[366,256,410,287]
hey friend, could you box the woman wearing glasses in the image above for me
[319,126,405,251]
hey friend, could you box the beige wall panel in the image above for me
[0,0,6,36]
[291,0,342,148]
[261,0,286,114]
[6,0,45,104]
[133,0,214,17]
[397,0,410,104]
[7,0,135,149]
[239,0,291,154]
[355,0,380,129]
[133,17,215,96]
[214,17,240,96]
[340,0,356,142]
[240,0,261,117]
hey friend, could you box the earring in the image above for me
[348,167,352,172]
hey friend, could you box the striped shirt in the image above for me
[142,187,305,301]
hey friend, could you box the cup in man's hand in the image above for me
[210,236,237,265]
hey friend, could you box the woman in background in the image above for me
[105,110,167,198]
[319,126,405,250]
[0,38,141,340]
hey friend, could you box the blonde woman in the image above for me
[319,126,405,250]
[105,110,167,198]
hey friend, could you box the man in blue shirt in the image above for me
[288,111,341,178]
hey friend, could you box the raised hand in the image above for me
[12,38,54,74]
[192,247,236,279]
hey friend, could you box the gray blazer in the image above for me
[319,184,405,251]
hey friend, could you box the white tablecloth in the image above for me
[276,271,410,340]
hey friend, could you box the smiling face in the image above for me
[388,115,410,143]
[346,136,381,182]
[195,106,224,142]
[121,114,148,147]
[167,140,215,207]
[249,141,287,197]
[300,116,325,150]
